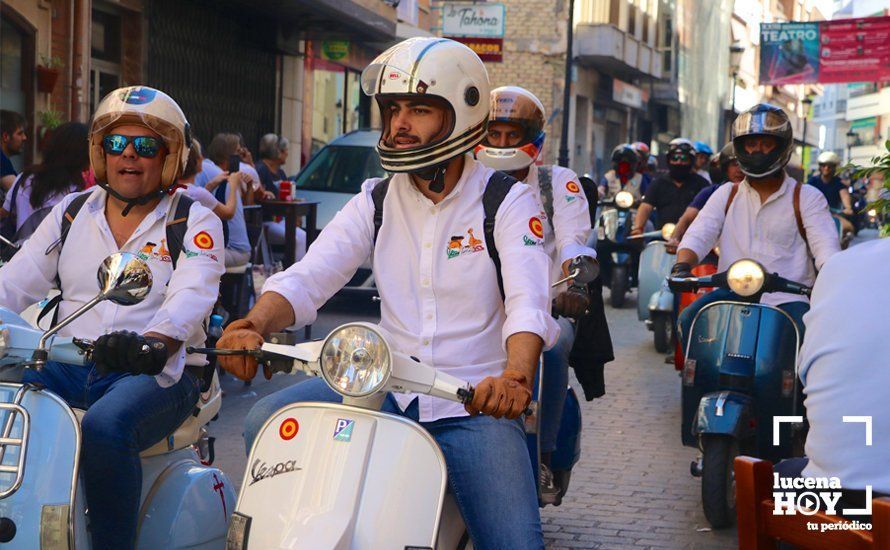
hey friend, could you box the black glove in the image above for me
[92,331,168,376]
[670,262,693,279]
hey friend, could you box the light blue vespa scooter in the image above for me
[0,252,233,548]
[634,223,677,352]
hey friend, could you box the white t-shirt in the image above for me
[178,184,219,212]
[2,174,76,232]
[799,238,890,493]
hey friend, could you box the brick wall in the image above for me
[478,0,570,165]
[49,0,72,119]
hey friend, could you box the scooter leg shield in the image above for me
[550,388,582,473]
[136,449,235,549]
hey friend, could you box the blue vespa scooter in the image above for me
[596,191,640,308]
[633,223,677,352]
[668,259,811,528]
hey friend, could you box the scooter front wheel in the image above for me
[652,312,672,353]
[609,266,628,308]
[701,434,738,528]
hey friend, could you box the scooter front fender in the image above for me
[693,391,754,441]
[648,288,674,314]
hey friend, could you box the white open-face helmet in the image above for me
[89,86,191,188]
[361,37,490,174]
[817,151,841,166]
[475,86,546,172]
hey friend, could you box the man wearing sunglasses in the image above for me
[0,86,224,548]
[631,138,709,236]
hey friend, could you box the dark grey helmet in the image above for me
[731,103,793,178]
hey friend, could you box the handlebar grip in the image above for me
[460,386,534,417]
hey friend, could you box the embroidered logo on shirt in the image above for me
[193,231,214,250]
[529,217,545,239]
[446,228,486,259]
[136,239,172,263]
[566,181,581,194]
[183,246,219,263]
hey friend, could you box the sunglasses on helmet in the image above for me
[102,134,165,158]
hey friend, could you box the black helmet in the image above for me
[717,142,737,169]
[611,143,639,171]
[731,103,793,178]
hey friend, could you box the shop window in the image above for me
[90,6,122,114]
[0,16,29,170]
[309,60,370,155]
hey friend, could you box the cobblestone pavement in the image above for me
[211,292,738,549]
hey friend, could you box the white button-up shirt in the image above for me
[524,166,597,296]
[678,175,840,306]
[263,155,560,421]
[798,238,890,493]
[0,187,225,386]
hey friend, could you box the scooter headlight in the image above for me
[0,324,8,360]
[320,324,391,398]
[868,209,877,218]
[615,191,634,209]
[726,259,766,297]
[661,223,676,241]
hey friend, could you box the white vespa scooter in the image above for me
[0,252,235,548]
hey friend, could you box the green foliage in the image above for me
[38,110,64,130]
[39,54,64,69]
[849,140,890,237]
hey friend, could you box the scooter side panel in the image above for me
[236,403,448,550]
[136,449,235,549]
[550,388,582,472]
[637,242,673,322]
[0,385,79,549]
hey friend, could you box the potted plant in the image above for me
[36,54,64,94]
[850,140,890,237]
[37,110,64,150]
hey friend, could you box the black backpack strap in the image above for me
[38,192,91,326]
[371,176,392,245]
[537,166,555,233]
[166,193,193,269]
[483,171,519,300]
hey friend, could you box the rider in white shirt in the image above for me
[216,38,558,547]
[475,85,596,505]
[0,86,224,548]
[674,104,840,346]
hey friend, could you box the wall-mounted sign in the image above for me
[321,41,350,61]
[759,15,890,85]
[448,36,503,62]
[613,79,649,109]
[442,3,505,38]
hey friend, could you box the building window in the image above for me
[308,59,370,156]
[90,6,122,114]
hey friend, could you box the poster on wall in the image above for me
[758,15,890,85]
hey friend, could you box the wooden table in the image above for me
[260,200,319,269]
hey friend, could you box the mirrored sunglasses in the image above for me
[102,134,164,158]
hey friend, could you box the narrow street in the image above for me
[211,290,739,549]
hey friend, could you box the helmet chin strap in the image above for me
[415,164,447,193]
[98,180,168,217]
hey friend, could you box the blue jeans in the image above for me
[677,288,809,354]
[23,362,200,549]
[244,378,544,550]
[540,316,574,453]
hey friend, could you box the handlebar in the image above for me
[667,268,810,297]
[186,346,297,375]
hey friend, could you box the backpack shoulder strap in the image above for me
[483,171,519,300]
[792,181,810,250]
[166,193,194,269]
[57,192,91,253]
[724,183,739,215]
[371,176,392,245]
[537,165,554,231]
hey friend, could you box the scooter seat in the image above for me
[70,369,223,458]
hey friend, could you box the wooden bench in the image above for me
[735,456,890,549]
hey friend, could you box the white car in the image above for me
[292,130,385,296]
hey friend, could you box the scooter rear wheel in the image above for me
[701,435,738,528]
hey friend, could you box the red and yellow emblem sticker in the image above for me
[529,217,544,239]
[566,181,581,194]
[193,231,214,250]
[279,418,299,441]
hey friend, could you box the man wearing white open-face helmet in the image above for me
[0,86,224,548]
[476,85,599,505]
[217,38,558,547]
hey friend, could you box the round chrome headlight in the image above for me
[868,209,877,217]
[726,259,766,297]
[615,191,634,209]
[661,223,676,241]
[320,324,391,398]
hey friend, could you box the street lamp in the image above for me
[846,129,857,163]
[801,95,812,171]
[558,0,575,168]
[729,43,745,113]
